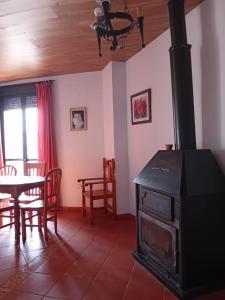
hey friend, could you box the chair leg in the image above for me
[54,209,58,234]
[82,194,86,216]
[21,209,26,242]
[112,196,117,219]
[9,207,13,228]
[90,198,94,225]
[43,212,48,241]
[0,213,3,228]
[38,212,42,232]
[29,211,33,231]
[104,198,108,214]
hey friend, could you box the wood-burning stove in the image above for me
[134,149,225,299]
[133,1,225,299]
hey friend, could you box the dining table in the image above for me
[0,176,45,243]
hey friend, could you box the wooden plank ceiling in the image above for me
[0,0,203,83]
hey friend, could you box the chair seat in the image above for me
[20,200,44,210]
[84,189,113,199]
[20,200,56,210]
[0,193,12,200]
[0,203,14,213]
[18,194,40,203]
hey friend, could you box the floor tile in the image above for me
[0,244,20,259]
[0,253,27,272]
[0,268,22,286]
[14,272,57,295]
[35,255,73,277]
[46,264,92,300]
[42,297,65,300]
[3,291,43,300]
[163,288,179,300]
[83,278,127,300]
[123,263,164,300]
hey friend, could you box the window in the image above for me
[0,84,38,175]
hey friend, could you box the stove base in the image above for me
[133,251,225,300]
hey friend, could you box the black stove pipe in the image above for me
[168,0,196,150]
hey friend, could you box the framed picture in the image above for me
[130,89,151,125]
[70,107,87,131]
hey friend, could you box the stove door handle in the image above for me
[173,250,178,268]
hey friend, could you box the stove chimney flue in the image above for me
[169,0,196,150]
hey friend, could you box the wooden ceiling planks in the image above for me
[0,0,204,83]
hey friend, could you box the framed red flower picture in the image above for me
[130,89,151,125]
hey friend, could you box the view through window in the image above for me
[0,84,38,175]
[4,108,38,174]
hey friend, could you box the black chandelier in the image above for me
[91,0,145,57]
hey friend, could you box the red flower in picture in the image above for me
[134,97,147,119]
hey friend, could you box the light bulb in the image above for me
[96,0,112,4]
[137,6,144,18]
[94,7,103,17]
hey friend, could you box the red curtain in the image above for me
[36,81,57,172]
[0,131,3,168]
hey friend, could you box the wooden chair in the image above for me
[0,204,15,229]
[24,162,46,176]
[19,162,46,203]
[0,165,17,176]
[0,165,17,226]
[20,168,62,242]
[0,165,17,202]
[17,162,46,229]
[77,158,116,224]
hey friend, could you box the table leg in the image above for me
[14,197,20,242]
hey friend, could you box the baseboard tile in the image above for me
[58,207,136,221]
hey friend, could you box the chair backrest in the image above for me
[24,162,46,196]
[24,162,46,177]
[0,165,17,176]
[103,158,115,182]
[44,168,62,208]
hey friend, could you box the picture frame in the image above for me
[70,107,87,131]
[130,89,151,125]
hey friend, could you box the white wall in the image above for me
[190,0,225,171]
[53,72,104,207]
[126,0,225,214]
[102,63,115,158]
[126,33,174,214]
[102,62,129,214]
[112,62,129,213]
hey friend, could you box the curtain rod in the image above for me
[0,80,55,89]
[36,80,55,83]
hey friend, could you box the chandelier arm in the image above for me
[108,19,116,41]
[108,18,116,37]
[96,28,103,57]
[109,12,134,22]
[108,19,119,50]
[100,25,134,37]
[101,1,110,32]
[138,16,145,48]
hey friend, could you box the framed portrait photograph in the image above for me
[130,89,151,125]
[70,107,87,131]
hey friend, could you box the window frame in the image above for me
[0,83,37,166]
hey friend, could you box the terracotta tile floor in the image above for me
[0,211,225,300]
